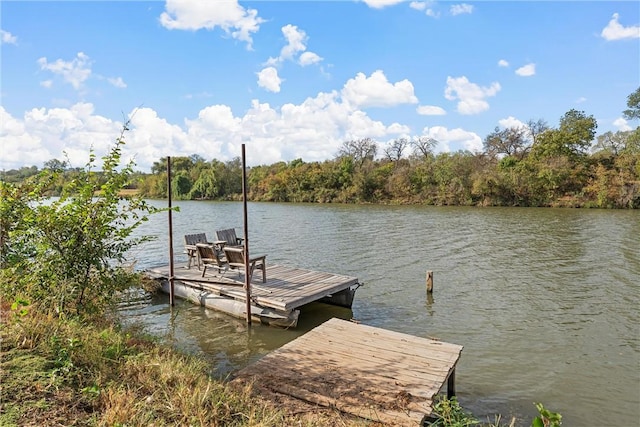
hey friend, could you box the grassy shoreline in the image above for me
[0,301,380,426]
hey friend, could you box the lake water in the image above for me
[122,201,640,426]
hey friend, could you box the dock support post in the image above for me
[241,144,251,326]
[447,369,456,398]
[426,270,434,293]
[167,156,175,306]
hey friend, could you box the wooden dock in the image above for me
[145,262,360,327]
[233,318,463,426]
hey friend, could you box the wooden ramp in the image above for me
[233,318,463,426]
[146,263,360,327]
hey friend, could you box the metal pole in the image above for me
[241,144,251,326]
[167,156,175,306]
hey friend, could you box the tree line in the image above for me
[4,88,639,208]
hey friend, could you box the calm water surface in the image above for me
[122,202,640,426]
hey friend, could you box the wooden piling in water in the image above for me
[426,270,433,293]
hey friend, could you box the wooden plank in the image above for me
[239,361,428,425]
[234,318,463,426]
[277,337,456,381]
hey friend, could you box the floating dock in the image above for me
[145,262,360,327]
[233,318,463,425]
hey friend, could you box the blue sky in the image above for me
[1,1,639,172]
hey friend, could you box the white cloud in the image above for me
[342,70,418,108]
[421,125,483,153]
[613,117,632,132]
[37,52,92,90]
[299,51,323,66]
[280,24,307,62]
[40,80,53,89]
[0,103,121,170]
[426,9,439,18]
[257,67,282,93]
[450,4,473,16]
[417,105,446,116]
[1,70,424,171]
[576,97,587,104]
[498,59,509,67]
[159,0,264,48]
[362,0,405,9]
[184,91,214,100]
[498,116,526,130]
[444,76,501,115]
[387,122,411,134]
[1,29,17,44]
[601,13,640,41]
[107,77,127,88]
[515,63,536,77]
[266,24,323,69]
[410,1,439,17]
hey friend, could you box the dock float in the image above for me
[233,318,463,425]
[145,263,360,328]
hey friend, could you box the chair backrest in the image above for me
[223,246,246,266]
[196,243,221,265]
[185,233,208,246]
[216,228,240,246]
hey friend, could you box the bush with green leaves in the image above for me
[0,124,161,317]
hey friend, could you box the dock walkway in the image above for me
[146,263,360,327]
[233,318,463,426]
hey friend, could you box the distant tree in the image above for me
[533,109,597,159]
[483,126,530,160]
[623,87,640,121]
[190,168,218,199]
[526,118,549,147]
[338,138,378,168]
[172,171,193,199]
[189,154,206,165]
[150,158,167,174]
[43,158,68,172]
[593,130,632,156]
[410,136,438,159]
[384,138,409,161]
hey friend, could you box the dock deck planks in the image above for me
[233,318,463,426]
[146,262,359,312]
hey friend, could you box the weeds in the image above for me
[0,302,287,426]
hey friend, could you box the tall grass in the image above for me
[0,301,287,426]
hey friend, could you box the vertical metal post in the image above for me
[167,156,175,306]
[241,144,251,325]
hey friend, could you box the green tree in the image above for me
[0,125,162,317]
[623,86,640,121]
[43,158,68,172]
[172,171,193,199]
[190,168,218,199]
[533,109,597,160]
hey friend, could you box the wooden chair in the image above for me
[184,233,209,269]
[216,228,244,247]
[223,246,267,283]
[196,243,227,277]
